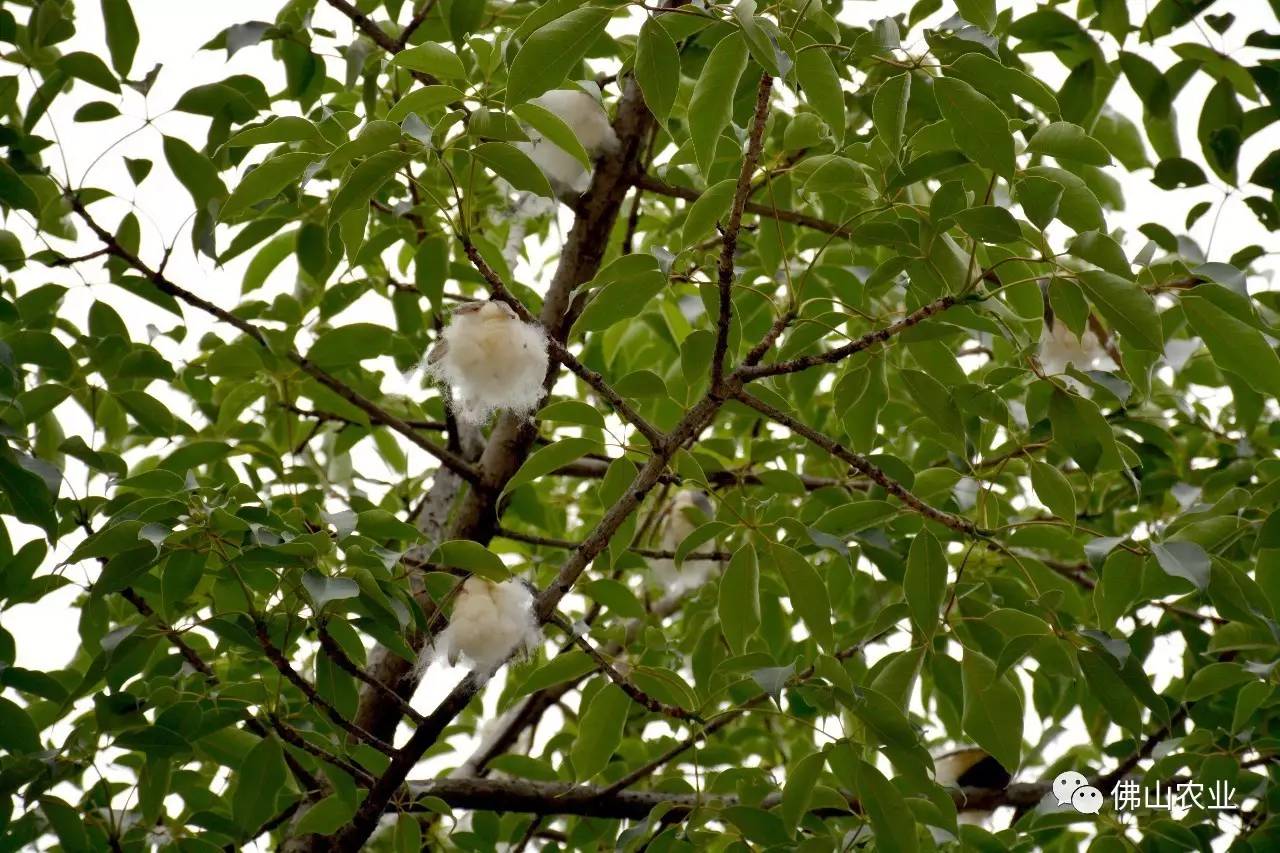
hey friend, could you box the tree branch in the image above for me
[547,613,702,722]
[633,173,857,238]
[459,243,665,447]
[401,773,1051,820]
[738,294,967,381]
[68,196,484,487]
[734,389,983,537]
[712,75,773,390]
[254,619,397,756]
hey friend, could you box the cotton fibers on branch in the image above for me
[430,577,542,676]
[427,300,550,424]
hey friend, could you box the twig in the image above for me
[712,75,773,391]
[67,195,484,487]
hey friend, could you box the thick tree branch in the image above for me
[323,0,404,56]
[459,243,665,447]
[401,776,1052,820]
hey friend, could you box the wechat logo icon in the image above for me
[1053,770,1103,814]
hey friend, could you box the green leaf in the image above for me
[854,757,920,853]
[507,7,612,106]
[514,102,592,169]
[1069,231,1131,279]
[1152,540,1211,591]
[1048,389,1124,473]
[1078,649,1142,736]
[780,750,825,834]
[765,542,833,651]
[472,142,555,198]
[955,0,996,31]
[307,323,395,368]
[536,400,605,429]
[1027,121,1112,166]
[222,152,314,219]
[950,53,1060,117]
[294,795,356,836]
[1076,269,1162,352]
[933,77,1016,178]
[0,696,41,753]
[387,86,465,123]
[301,572,361,609]
[329,150,410,224]
[1181,291,1280,399]
[952,205,1021,243]
[904,531,947,639]
[1185,661,1254,702]
[719,545,760,654]
[503,437,599,498]
[0,454,57,537]
[872,72,911,150]
[961,648,1022,773]
[232,737,288,831]
[1023,166,1105,232]
[900,369,965,446]
[162,136,228,211]
[574,255,667,333]
[391,42,467,80]
[59,51,121,94]
[516,651,596,696]
[227,116,328,148]
[74,101,120,122]
[432,541,511,582]
[1029,461,1076,525]
[681,178,736,249]
[635,18,680,127]
[571,682,629,780]
[689,32,749,180]
[0,162,39,213]
[581,578,645,619]
[101,0,139,75]
[795,43,845,145]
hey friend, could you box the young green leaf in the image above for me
[719,544,760,654]
[635,18,680,127]
[507,7,612,106]
[933,77,1016,178]
[571,682,630,780]
[688,32,749,180]
[904,531,948,639]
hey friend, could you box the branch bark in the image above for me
[712,75,773,390]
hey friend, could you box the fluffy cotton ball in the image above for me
[649,491,718,594]
[426,301,549,424]
[1038,318,1108,376]
[433,577,541,675]
[517,88,619,197]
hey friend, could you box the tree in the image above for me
[0,0,1278,849]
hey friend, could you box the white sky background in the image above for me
[1,0,1276,846]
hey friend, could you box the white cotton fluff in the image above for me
[1038,318,1109,376]
[516,88,619,197]
[649,491,718,594]
[434,577,541,675]
[426,301,549,425]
